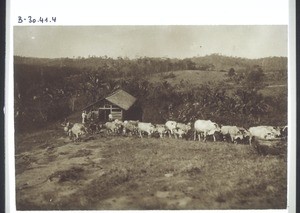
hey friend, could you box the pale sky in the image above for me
[14,25,287,59]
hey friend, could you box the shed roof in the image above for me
[105,89,137,110]
[82,89,137,111]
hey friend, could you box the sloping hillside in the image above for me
[191,54,287,71]
[148,70,227,85]
[147,69,287,97]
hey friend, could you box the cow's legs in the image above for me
[139,130,143,138]
[232,136,238,144]
[249,136,252,145]
[212,134,216,142]
[74,133,79,142]
[203,132,207,142]
[174,133,177,139]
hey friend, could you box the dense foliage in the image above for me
[14,55,287,132]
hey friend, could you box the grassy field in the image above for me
[148,70,287,97]
[148,70,227,85]
[15,127,287,210]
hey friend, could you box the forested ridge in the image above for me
[15,54,287,73]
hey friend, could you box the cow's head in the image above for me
[265,133,275,140]
[67,121,73,127]
[213,123,221,132]
[150,124,156,133]
[62,121,72,131]
[186,122,192,131]
[61,118,68,127]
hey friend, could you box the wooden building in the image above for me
[83,89,141,121]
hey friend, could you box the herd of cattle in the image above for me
[62,119,288,145]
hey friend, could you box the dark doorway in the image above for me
[98,109,111,122]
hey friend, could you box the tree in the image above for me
[228,68,236,77]
[244,65,265,91]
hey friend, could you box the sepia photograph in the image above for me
[12,25,289,210]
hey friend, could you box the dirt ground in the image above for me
[15,129,287,210]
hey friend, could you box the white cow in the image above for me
[67,123,87,141]
[137,122,155,138]
[123,120,139,135]
[165,121,177,138]
[220,125,243,143]
[194,120,220,142]
[104,121,119,134]
[248,126,280,141]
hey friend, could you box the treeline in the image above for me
[14,56,197,78]
[191,54,287,71]
[15,54,287,75]
[14,62,287,132]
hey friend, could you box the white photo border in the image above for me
[6,0,296,213]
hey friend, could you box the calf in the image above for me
[154,124,168,138]
[220,125,243,144]
[173,128,185,139]
[176,122,192,136]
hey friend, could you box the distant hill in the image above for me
[191,54,287,72]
